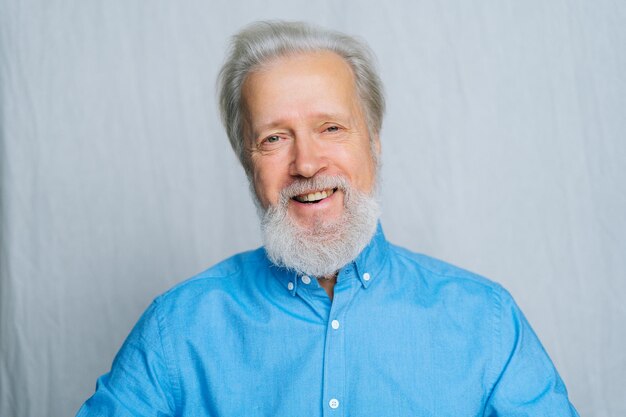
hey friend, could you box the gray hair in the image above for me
[217,20,385,174]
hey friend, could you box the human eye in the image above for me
[258,134,286,149]
[323,124,342,133]
[264,135,280,143]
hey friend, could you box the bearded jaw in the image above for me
[258,177,381,278]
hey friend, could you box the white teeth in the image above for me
[295,188,335,202]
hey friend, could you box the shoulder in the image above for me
[387,243,511,305]
[152,247,268,309]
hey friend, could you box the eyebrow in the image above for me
[255,112,349,132]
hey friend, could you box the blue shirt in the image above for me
[77,225,579,416]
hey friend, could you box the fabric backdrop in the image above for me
[1,1,624,416]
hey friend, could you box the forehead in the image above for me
[247,50,356,90]
[241,51,360,126]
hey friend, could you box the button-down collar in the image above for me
[267,222,389,295]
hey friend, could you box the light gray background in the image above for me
[1,1,624,416]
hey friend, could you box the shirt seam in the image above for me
[391,245,505,415]
[153,297,182,415]
[159,251,266,298]
[391,246,496,290]
[483,285,503,415]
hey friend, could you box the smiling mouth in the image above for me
[292,188,337,204]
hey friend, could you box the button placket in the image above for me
[323,314,345,414]
[321,269,360,416]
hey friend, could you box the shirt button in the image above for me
[363,272,371,281]
[329,398,339,409]
[287,282,294,291]
[301,275,311,284]
[331,320,340,330]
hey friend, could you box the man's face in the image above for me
[242,51,380,228]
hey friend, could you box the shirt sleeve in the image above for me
[76,300,177,417]
[484,287,579,417]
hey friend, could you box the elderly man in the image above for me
[77,21,579,416]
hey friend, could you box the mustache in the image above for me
[278,175,351,205]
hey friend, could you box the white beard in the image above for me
[257,175,380,278]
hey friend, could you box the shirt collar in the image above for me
[351,222,389,289]
[267,222,390,294]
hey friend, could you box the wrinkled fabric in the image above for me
[77,225,578,416]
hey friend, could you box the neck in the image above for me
[317,272,338,300]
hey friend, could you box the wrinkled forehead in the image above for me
[239,50,380,176]
[244,50,357,92]
[240,51,365,132]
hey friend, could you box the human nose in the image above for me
[288,132,327,178]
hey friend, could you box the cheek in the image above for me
[339,146,377,185]
[359,161,377,191]
[252,171,271,206]
[252,160,283,206]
